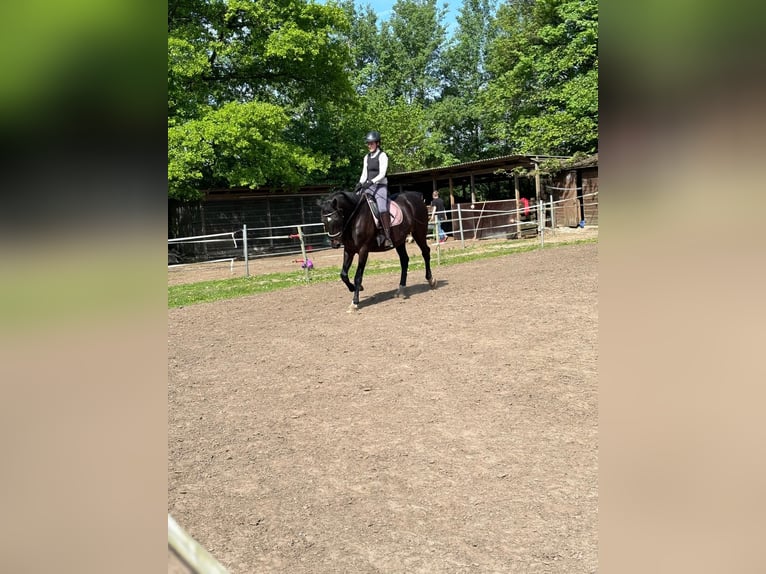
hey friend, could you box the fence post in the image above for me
[297,225,310,282]
[243,224,249,277]
[473,201,487,240]
[538,200,544,247]
[549,196,556,237]
[514,174,521,240]
[457,203,465,248]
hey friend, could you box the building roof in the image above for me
[388,154,574,185]
[566,153,598,169]
[195,154,597,200]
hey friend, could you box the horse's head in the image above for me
[319,191,354,248]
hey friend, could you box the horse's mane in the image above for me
[320,189,358,204]
[336,190,360,204]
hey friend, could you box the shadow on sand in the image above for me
[355,279,450,310]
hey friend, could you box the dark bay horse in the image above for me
[319,190,436,311]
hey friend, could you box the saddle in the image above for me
[363,195,404,227]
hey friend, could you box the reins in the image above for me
[339,193,367,237]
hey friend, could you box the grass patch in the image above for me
[168,237,597,308]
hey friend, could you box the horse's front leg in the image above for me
[348,249,370,312]
[340,249,356,292]
[395,244,410,298]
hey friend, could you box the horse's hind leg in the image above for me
[395,244,410,298]
[411,226,436,288]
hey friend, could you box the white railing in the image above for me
[168,514,231,574]
[168,191,598,276]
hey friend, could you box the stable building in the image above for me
[168,154,598,259]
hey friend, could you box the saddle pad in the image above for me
[370,200,404,227]
[390,201,404,226]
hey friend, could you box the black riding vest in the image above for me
[366,152,380,181]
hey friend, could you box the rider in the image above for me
[356,130,393,249]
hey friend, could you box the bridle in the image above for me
[323,192,366,239]
[322,209,342,238]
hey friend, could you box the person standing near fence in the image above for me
[355,130,392,248]
[429,191,447,243]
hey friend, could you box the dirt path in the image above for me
[168,242,598,573]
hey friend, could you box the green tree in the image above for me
[434,0,498,160]
[339,0,383,95]
[168,0,355,199]
[482,0,598,155]
[348,0,456,172]
[360,93,457,172]
[377,0,447,106]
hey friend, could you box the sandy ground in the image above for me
[168,238,598,573]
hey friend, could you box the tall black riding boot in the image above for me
[380,211,394,249]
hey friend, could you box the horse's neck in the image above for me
[336,193,358,218]
[343,196,376,244]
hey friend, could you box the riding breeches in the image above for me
[364,183,389,214]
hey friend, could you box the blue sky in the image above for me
[368,0,459,35]
[320,0,462,37]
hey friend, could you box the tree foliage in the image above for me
[167,0,598,198]
[482,0,598,155]
[362,93,457,172]
[341,0,456,173]
[378,0,446,106]
[434,0,498,160]
[338,0,382,95]
[168,0,355,199]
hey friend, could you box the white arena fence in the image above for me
[168,191,598,276]
[443,189,598,248]
[168,514,231,574]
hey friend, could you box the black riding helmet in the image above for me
[365,130,381,144]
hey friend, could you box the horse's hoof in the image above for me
[428,277,437,288]
[347,304,358,313]
[395,285,407,298]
